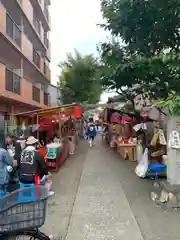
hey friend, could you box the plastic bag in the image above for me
[135,148,148,178]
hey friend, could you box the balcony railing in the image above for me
[5,68,21,95]
[32,86,40,102]
[33,49,40,68]
[6,14,21,47]
[44,92,49,106]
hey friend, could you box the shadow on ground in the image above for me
[41,140,88,239]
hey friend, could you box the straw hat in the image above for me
[26,136,38,145]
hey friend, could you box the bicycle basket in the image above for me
[0,186,48,233]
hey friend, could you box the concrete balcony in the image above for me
[0,2,6,34]
[22,34,50,81]
[29,0,50,31]
[21,34,33,61]
[43,64,51,82]
[0,62,49,108]
[0,2,50,83]
[0,3,22,50]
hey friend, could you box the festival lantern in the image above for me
[74,105,83,119]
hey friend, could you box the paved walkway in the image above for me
[43,137,180,240]
[65,141,143,240]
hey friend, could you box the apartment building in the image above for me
[48,84,62,106]
[0,0,51,117]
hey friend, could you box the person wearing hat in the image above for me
[19,136,48,185]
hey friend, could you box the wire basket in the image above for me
[0,186,48,233]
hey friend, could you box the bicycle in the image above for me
[0,186,51,239]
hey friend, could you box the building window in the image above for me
[6,14,21,47]
[33,49,40,68]
[44,92,49,106]
[32,86,40,102]
[5,69,21,95]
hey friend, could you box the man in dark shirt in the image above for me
[19,136,48,184]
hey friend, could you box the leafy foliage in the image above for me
[98,0,180,112]
[59,50,102,104]
[101,0,180,55]
[154,96,180,116]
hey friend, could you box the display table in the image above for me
[115,140,137,161]
[46,143,62,171]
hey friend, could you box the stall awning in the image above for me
[13,103,82,117]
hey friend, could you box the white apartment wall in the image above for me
[48,84,61,106]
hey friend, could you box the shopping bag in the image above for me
[135,148,148,178]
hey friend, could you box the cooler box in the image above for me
[46,144,61,159]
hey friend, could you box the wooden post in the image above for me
[58,111,61,138]
[36,114,39,139]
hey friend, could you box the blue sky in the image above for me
[49,0,114,102]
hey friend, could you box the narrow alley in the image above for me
[43,138,180,240]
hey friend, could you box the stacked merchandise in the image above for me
[135,127,167,178]
[147,128,167,177]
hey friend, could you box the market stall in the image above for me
[102,107,154,162]
[14,104,83,172]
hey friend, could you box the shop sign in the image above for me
[168,131,180,149]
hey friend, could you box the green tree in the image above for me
[59,50,102,104]
[98,0,180,107]
[100,0,180,55]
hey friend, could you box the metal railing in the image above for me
[32,86,40,102]
[5,68,21,95]
[6,14,21,47]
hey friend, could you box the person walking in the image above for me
[87,118,97,147]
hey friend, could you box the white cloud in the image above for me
[49,0,108,85]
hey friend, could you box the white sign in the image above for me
[168,131,180,149]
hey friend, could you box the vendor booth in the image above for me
[13,104,83,172]
[102,107,166,177]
